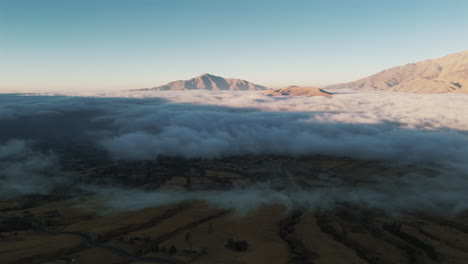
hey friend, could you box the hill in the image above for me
[326,50,468,93]
[134,73,267,91]
[263,86,333,97]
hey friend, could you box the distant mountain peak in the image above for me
[326,50,468,93]
[198,73,215,77]
[133,74,267,91]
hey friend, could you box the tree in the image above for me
[185,232,192,250]
[225,239,249,252]
[169,245,177,255]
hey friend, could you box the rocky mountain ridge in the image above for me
[326,50,468,93]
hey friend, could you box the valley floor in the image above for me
[1,156,468,264]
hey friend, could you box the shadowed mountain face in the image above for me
[327,50,468,93]
[135,73,268,91]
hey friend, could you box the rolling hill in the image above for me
[326,50,468,93]
[263,86,333,97]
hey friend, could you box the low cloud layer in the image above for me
[94,164,468,215]
[0,91,467,212]
[0,140,64,198]
[3,91,466,165]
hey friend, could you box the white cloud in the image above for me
[1,91,468,213]
[2,91,468,166]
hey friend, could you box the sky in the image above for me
[1,0,467,92]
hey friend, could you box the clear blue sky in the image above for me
[1,0,467,92]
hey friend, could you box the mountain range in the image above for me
[326,50,468,93]
[134,73,267,91]
[133,50,468,94]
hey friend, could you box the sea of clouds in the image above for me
[1,90,467,213]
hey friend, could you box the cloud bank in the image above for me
[0,140,65,198]
[1,91,467,213]
[94,164,468,215]
[89,91,468,168]
[1,91,468,165]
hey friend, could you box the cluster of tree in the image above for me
[225,238,249,252]
[0,216,32,232]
